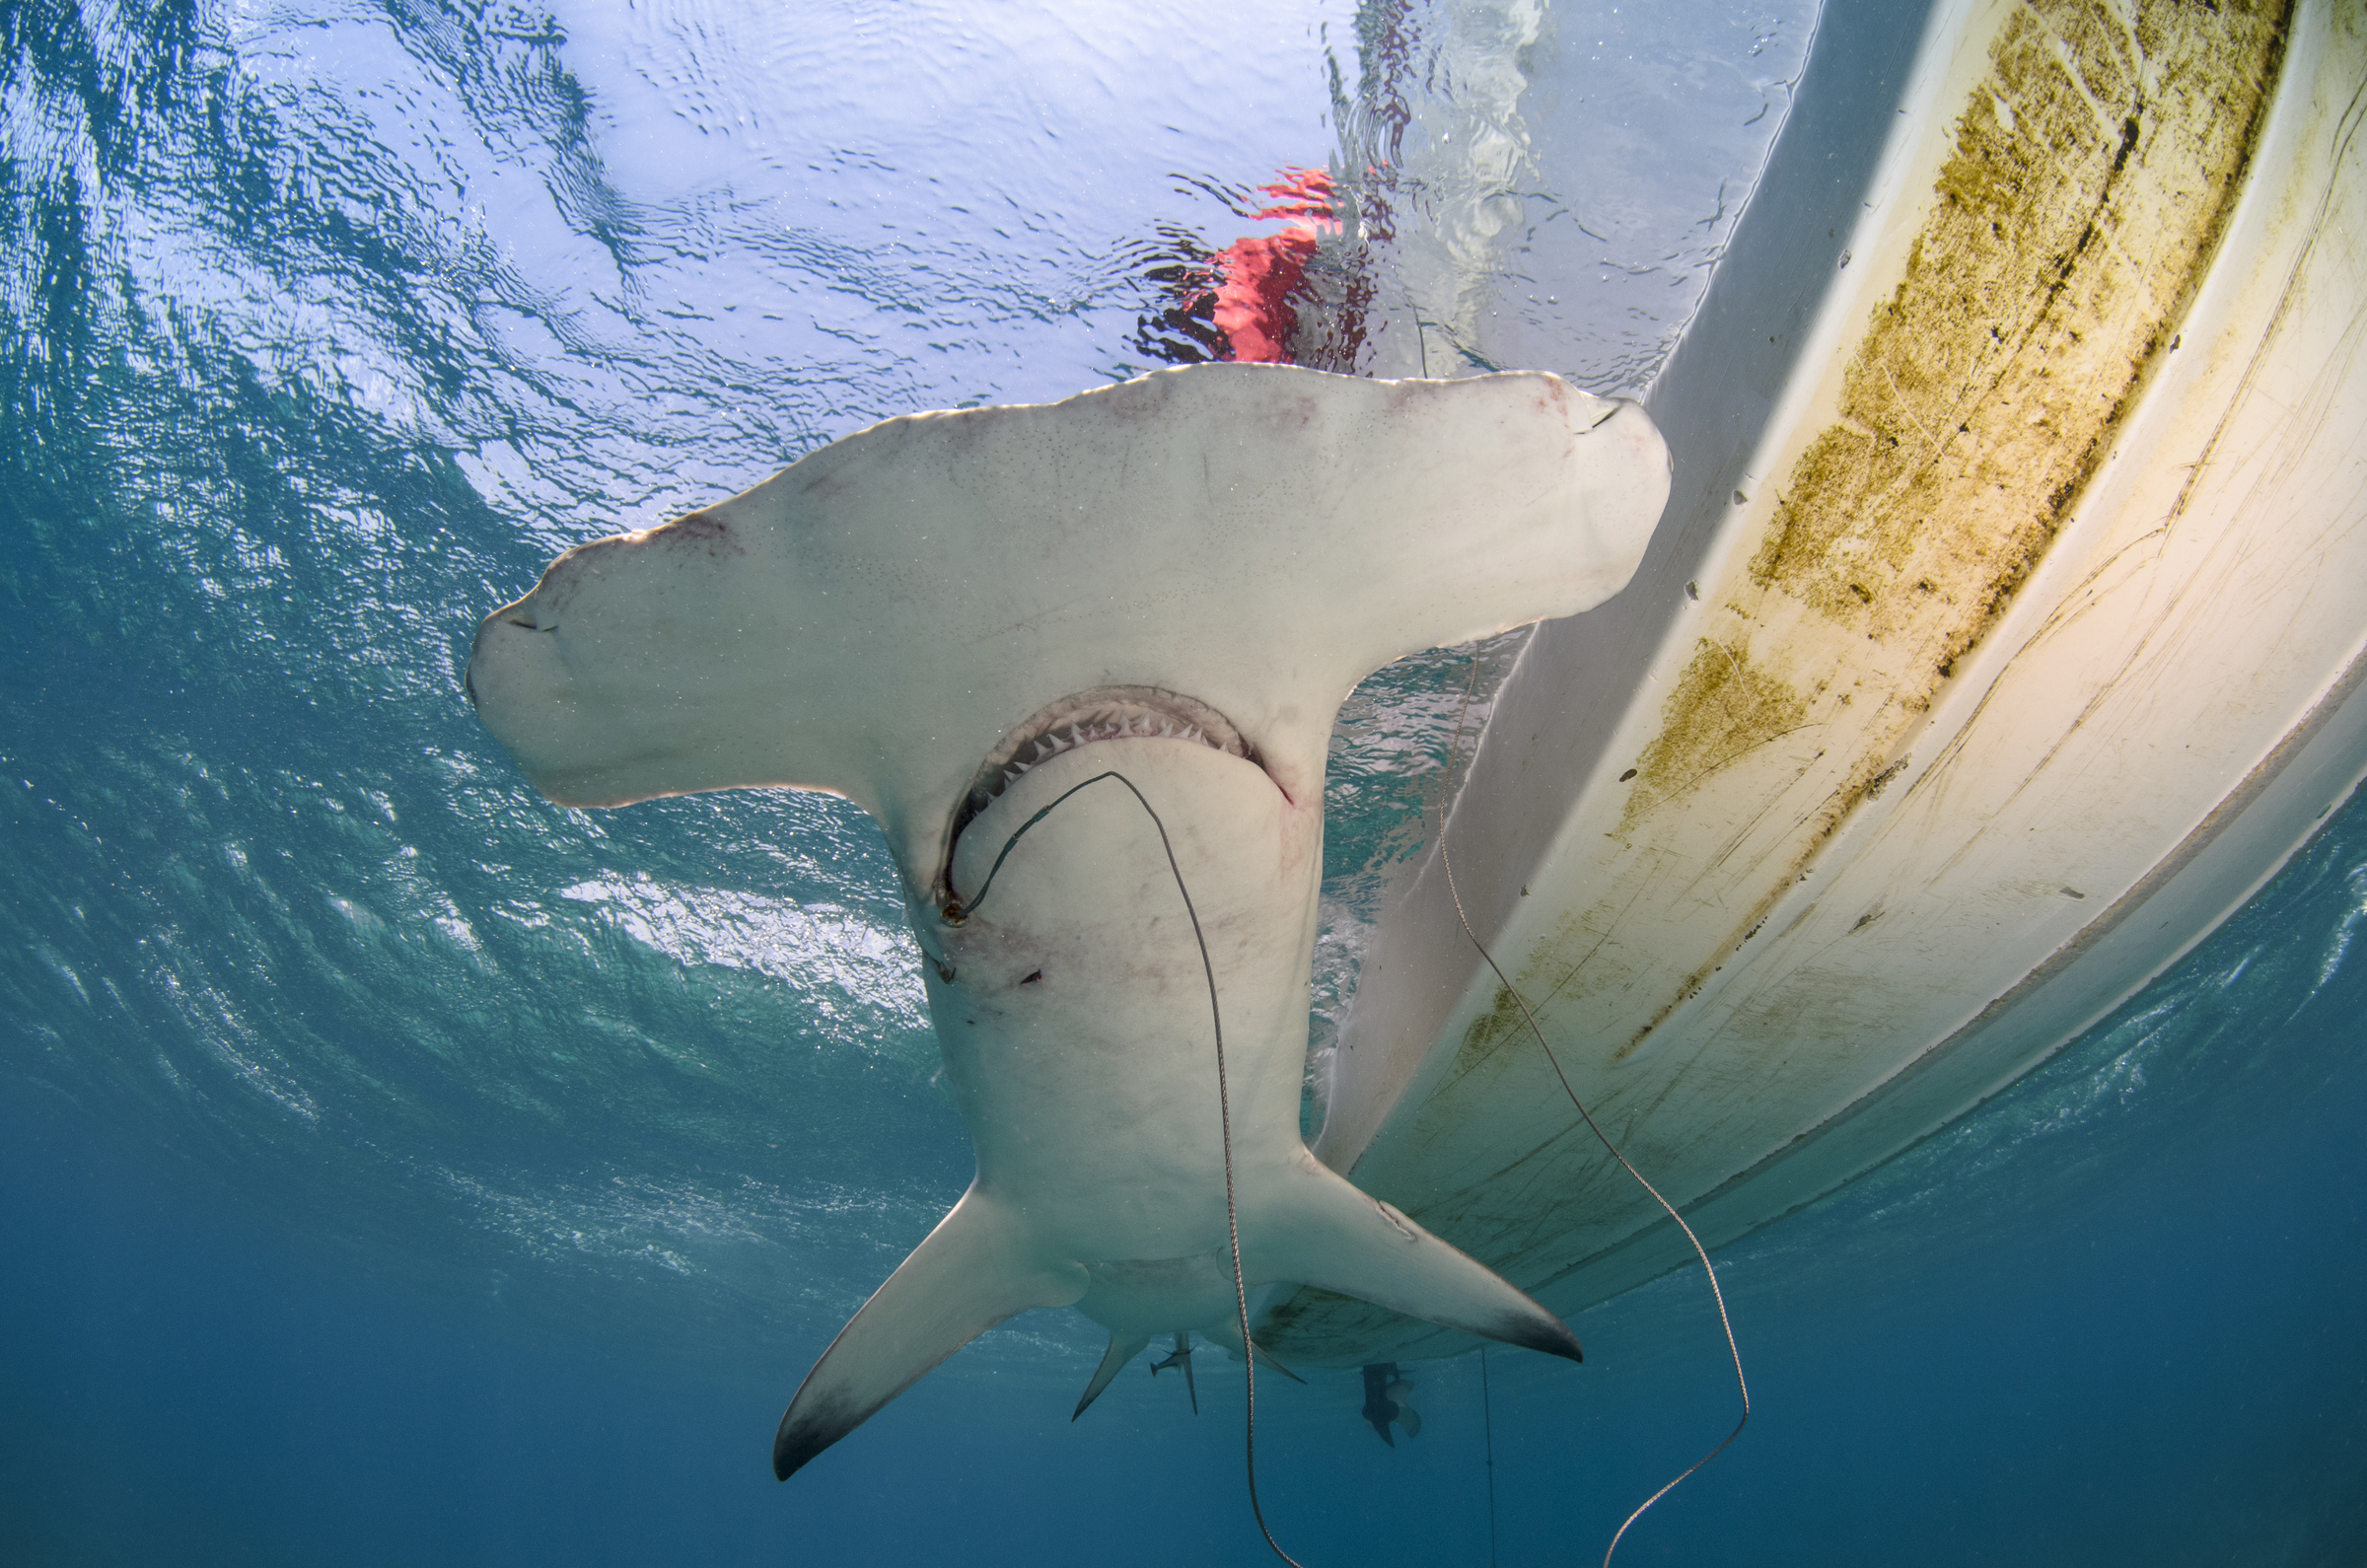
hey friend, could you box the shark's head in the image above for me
[466,363,1671,901]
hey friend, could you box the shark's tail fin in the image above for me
[1247,1157,1582,1362]
[773,1186,1086,1479]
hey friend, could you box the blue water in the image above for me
[6,1,2363,1563]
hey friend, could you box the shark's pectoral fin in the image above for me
[1199,1316,1307,1383]
[774,1186,1085,1479]
[1073,1332,1152,1421]
[1253,1160,1582,1363]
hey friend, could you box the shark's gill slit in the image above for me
[1439,652,1750,1568]
[946,768,1309,1568]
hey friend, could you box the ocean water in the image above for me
[4,1,2362,1564]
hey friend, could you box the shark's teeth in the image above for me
[943,686,1266,882]
[964,691,1255,823]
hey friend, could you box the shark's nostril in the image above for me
[501,593,553,632]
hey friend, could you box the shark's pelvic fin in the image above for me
[1148,1331,1198,1414]
[1255,1160,1583,1363]
[1072,1331,1152,1421]
[774,1187,1087,1479]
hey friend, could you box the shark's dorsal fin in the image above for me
[772,1188,1085,1479]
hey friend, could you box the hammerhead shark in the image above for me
[463,363,1669,1478]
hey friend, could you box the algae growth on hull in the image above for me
[1278,0,2325,1367]
[1662,0,2288,934]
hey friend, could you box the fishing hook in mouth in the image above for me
[938,686,1265,910]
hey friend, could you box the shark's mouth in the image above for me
[945,685,1263,868]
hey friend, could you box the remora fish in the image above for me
[462,362,1670,1477]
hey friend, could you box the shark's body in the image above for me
[886,725,1572,1453]
[463,363,1670,1478]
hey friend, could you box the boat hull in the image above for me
[1268,0,2367,1366]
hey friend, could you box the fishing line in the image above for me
[1481,1344,1499,1568]
[1437,653,1750,1568]
[946,769,1309,1568]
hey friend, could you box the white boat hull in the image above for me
[1268,0,2367,1365]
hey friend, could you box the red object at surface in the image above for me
[1210,169,1336,363]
